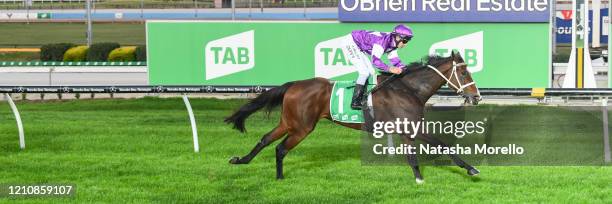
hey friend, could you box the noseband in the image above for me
[427,61,478,96]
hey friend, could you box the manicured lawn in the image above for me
[0,98,610,203]
[0,22,145,47]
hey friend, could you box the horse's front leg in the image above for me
[400,135,424,184]
[417,134,480,176]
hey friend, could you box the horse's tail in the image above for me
[224,81,295,133]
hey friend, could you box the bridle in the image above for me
[427,61,479,97]
[362,58,481,103]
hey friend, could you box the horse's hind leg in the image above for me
[275,128,314,179]
[417,134,480,176]
[229,124,288,164]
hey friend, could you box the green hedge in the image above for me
[63,46,89,62]
[40,43,75,61]
[135,45,146,61]
[108,46,136,62]
[86,42,120,61]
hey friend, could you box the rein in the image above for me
[361,68,405,98]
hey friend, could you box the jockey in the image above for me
[341,24,413,110]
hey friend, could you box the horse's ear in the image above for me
[450,50,455,58]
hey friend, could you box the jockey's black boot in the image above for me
[351,84,365,110]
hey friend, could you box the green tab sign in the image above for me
[147,21,550,88]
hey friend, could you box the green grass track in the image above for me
[0,98,610,203]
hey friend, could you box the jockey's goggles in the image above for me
[400,36,412,44]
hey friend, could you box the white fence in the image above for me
[0,67,147,86]
[0,64,610,87]
[552,63,610,88]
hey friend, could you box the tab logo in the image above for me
[205,30,255,80]
[314,36,355,79]
[429,31,483,73]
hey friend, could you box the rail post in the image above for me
[5,93,25,150]
[182,94,200,153]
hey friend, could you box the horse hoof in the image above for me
[415,178,425,184]
[468,168,480,176]
[277,175,285,180]
[229,157,241,164]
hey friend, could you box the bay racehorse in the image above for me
[225,51,481,183]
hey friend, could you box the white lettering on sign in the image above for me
[339,0,548,12]
[204,30,255,80]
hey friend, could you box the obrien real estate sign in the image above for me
[338,0,550,22]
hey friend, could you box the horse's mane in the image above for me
[379,55,450,77]
[375,55,452,95]
[404,55,451,71]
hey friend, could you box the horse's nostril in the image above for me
[464,97,474,105]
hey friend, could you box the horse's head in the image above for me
[433,51,481,105]
[449,51,481,105]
